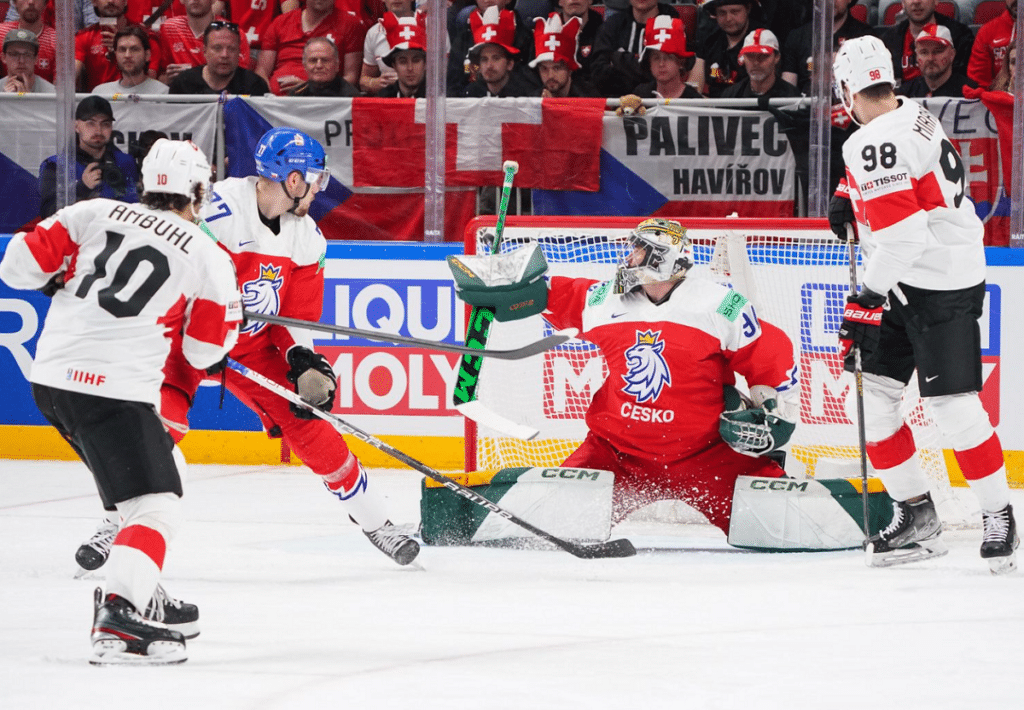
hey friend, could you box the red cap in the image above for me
[641,15,694,61]
[529,13,582,71]
[914,23,954,48]
[381,11,427,67]
[469,6,519,58]
[739,28,780,56]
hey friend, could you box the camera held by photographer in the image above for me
[38,95,139,219]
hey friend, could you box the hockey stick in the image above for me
[846,227,871,539]
[452,162,542,440]
[226,358,636,559]
[242,310,569,361]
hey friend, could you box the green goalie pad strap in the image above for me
[727,476,895,551]
[421,467,614,546]
[447,244,549,322]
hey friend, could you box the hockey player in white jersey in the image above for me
[452,218,801,537]
[829,36,1018,573]
[0,140,243,663]
[153,127,420,566]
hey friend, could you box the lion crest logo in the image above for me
[240,263,283,335]
[621,330,671,403]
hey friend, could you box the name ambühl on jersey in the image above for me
[108,204,194,254]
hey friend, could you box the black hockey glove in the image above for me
[285,346,336,419]
[39,272,65,297]
[838,289,886,359]
[828,192,857,242]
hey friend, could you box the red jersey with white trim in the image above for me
[76,24,163,91]
[842,99,986,295]
[0,21,57,82]
[967,10,1015,89]
[158,15,251,72]
[543,276,799,462]
[198,177,327,359]
[0,199,242,407]
[127,1,186,30]
[261,7,362,94]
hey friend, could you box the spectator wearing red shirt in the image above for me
[968,0,1016,90]
[0,0,56,83]
[125,0,186,29]
[255,0,363,94]
[76,0,162,91]
[222,0,297,54]
[159,0,250,84]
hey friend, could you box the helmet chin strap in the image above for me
[283,178,312,214]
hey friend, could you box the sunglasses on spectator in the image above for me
[207,20,240,34]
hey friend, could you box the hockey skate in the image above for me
[145,585,200,639]
[865,492,948,567]
[980,504,1019,575]
[90,588,187,665]
[364,521,420,566]
[74,518,118,575]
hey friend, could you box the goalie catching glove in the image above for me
[447,242,548,322]
[286,346,336,419]
[720,386,796,457]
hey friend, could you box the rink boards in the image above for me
[1,237,1024,484]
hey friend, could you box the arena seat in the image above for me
[850,3,870,23]
[674,3,698,45]
[971,0,1008,25]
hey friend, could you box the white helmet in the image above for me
[142,139,212,202]
[615,218,694,295]
[832,35,895,123]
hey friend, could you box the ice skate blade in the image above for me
[90,638,187,666]
[987,552,1017,576]
[865,537,949,568]
[168,620,200,640]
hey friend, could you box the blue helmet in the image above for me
[254,127,329,192]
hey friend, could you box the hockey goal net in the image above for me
[460,216,979,528]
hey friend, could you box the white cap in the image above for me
[914,23,954,48]
[739,28,779,56]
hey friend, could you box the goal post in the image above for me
[459,216,976,526]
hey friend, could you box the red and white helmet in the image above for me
[832,35,895,123]
[141,139,212,201]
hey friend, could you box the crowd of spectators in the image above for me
[0,0,1019,221]
[0,0,1016,100]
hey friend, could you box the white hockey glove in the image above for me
[447,242,548,322]
[720,389,796,458]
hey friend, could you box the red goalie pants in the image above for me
[563,433,784,533]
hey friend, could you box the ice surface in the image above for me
[1,459,1021,710]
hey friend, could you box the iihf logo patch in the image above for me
[621,330,671,403]
[241,263,283,335]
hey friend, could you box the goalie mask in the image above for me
[614,218,693,295]
[832,35,895,125]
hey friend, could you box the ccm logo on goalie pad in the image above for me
[745,479,810,492]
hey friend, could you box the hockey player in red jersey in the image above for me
[829,36,1018,573]
[543,218,799,533]
[0,140,243,664]
[162,126,419,566]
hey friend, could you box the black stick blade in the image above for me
[570,538,637,559]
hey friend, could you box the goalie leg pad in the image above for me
[420,467,614,546]
[728,476,895,551]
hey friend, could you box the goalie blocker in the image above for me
[421,468,897,551]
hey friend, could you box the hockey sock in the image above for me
[327,465,389,532]
[866,423,931,501]
[321,452,360,492]
[105,525,166,612]
[955,434,1011,513]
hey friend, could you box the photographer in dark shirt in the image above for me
[38,95,138,219]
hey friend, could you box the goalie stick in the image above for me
[242,310,569,361]
[226,358,637,559]
[847,227,871,539]
[452,161,542,440]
